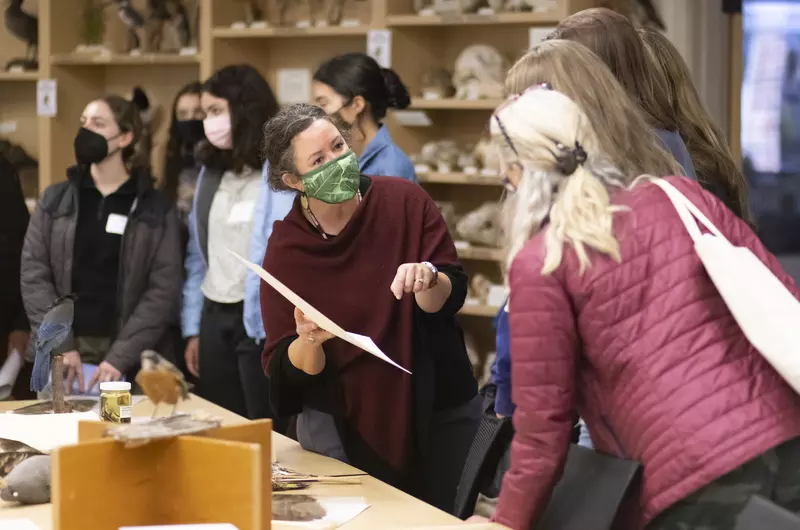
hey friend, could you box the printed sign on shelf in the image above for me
[367,30,392,69]
[37,79,57,117]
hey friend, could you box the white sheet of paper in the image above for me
[227,200,256,224]
[0,349,23,400]
[106,213,128,235]
[0,411,100,453]
[0,520,41,530]
[274,497,369,527]
[223,247,411,374]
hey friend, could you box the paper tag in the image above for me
[367,30,392,68]
[250,21,267,29]
[414,164,430,174]
[37,79,57,117]
[392,110,432,127]
[231,21,247,29]
[0,120,17,133]
[454,240,470,249]
[105,213,128,235]
[119,405,132,419]
[227,200,256,224]
[341,19,361,27]
[463,166,478,175]
[295,19,311,28]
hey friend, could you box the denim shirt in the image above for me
[491,298,594,448]
[655,129,697,180]
[359,125,417,182]
[181,162,294,343]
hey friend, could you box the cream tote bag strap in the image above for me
[650,178,800,394]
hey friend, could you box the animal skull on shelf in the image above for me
[456,202,503,248]
[452,44,506,100]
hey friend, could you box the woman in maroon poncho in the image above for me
[259,103,480,513]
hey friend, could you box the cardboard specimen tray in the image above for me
[51,420,273,530]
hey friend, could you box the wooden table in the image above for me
[0,396,503,530]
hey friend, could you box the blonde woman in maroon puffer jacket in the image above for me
[482,87,800,529]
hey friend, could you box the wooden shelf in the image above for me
[386,11,562,27]
[457,246,505,262]
[213,25,370,38]
[410,98,502,110]
[0,71,38,81]
[417,171,503,186]
[459,304,502,317]
[50,53,201,66]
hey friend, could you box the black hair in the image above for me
[196,64,280,173]
[313,53,410,123]
[262,103,351,192]
[100,94,143,170]
[162,81,202,202]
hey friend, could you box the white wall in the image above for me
[654,0,731,132]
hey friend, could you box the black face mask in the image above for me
[175,119,205,146]
[74,127,119,166]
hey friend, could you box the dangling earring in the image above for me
[300,192,309,211]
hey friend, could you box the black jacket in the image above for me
[0,154,30,339]
[20,166,182,373]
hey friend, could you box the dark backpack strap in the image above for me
[453,383,514,519]
[194,166,223,262]
[735,495,800,530]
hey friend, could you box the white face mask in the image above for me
[203,113,233,150]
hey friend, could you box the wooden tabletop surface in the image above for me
[0,396,505,530]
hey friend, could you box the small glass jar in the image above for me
[100,381,132,424]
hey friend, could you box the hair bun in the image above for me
[381,68,411,110]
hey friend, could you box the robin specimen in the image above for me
[135,350,191,417]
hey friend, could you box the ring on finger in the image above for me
[415,277,424,283]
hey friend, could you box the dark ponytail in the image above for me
[381,67,410,110]
[313,52,410,122]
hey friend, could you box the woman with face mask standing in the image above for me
[259,103,480,513]
[181,65,293,426]
[20,95,182,393]
[161,81,205,230]
[312,53,416,182]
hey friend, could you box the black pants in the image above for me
[199,299,285,432]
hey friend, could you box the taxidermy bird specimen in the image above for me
[105,0,146,54]
[135,350,192,417]
[30,294,77,414]
[0,455,51,505]
[145,0,191,52]
[4,0,37,71]
[308,0,347,26]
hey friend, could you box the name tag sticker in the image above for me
[228,200,256,224]
[105,213,128,235]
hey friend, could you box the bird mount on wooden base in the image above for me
[52,419,273,530]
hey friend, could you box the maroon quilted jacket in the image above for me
[494,177,800,530]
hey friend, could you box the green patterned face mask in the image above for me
[301,149,360,204]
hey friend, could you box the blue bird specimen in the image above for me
[30,294,77,393]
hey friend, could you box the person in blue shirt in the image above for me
[181,65,293,428]
[312,53,417,182]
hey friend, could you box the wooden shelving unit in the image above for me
[3,0,598,377]
[417,172,503,186]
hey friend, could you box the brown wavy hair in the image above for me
[638,27,752,222]
[546,7,678,132]
[505,39,682,180]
